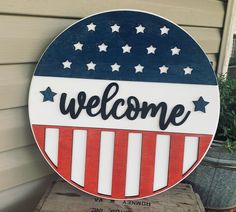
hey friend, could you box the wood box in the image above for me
[35,180,205,212]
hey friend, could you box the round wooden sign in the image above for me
[28,10,220,200]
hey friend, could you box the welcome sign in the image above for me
[28,10,220,200]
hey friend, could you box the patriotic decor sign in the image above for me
[29,10,220,200]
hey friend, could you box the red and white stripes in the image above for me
[33,124,212,199]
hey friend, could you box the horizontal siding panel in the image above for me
[0,15,74,64]
[184,27,221,53]
[0,145,42,170]
[0,107,34,152]
[0,160,52,192]
[0,0,225,27]
[0,63,35,110]
[0,145,52,192]
[0,54,217,110]
[0,15,221,64]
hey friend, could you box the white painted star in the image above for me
[73,41,83,51]
[160,26,170,35]
[183,66,193,75]
[134,64,144,73]
[111,63,120,72]
[86,61,96,70]
[147,45,156,54]
[62,60,72,69]
[122,44,132,53]
[136,25,145,34]
[87,22,96,31]
[159,65,169,74]
[98,43,108,52]
[171,47,181,55]
[111,24,120,32]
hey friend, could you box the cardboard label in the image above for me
[28,10,220,200]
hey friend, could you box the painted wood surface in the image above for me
[0,54,217,110]
[35,180,205,211]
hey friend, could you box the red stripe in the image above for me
[111,130,128,198]
[84,129,101,193]
[139,132,156,196]
[32,125,45,150]
[168,134,185,187]
[198,135,212,159]
[32,124,213,199]
[57,128,73,180]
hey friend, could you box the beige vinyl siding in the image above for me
[0,0,226,195]
[0,0,225,27]
[0,107,34,152]
[0,146,52,192]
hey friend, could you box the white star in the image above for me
[134,64,144,73]
[160,26,170,35]
[86,61,96,70]
[87,22,96,31]
[62,60,72,69]
[136,24,145,34]
[159,65,169,74]
[111,24,120,32]
[147,45,156,54]
[73,41,83,51]
[171,47,181,55]
[98,43,108,52]
[183,66,193,75]
[111,63,120,72]
[122,44,132,53]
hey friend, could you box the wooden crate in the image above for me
[35,180,205,212]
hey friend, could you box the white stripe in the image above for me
[29,76,220,134]
[182,136,199,174]
[153,135,170,191]
[98,131,115,195]
[125,133,142,196]
[71,130,87,186]
[45,128,59,166]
